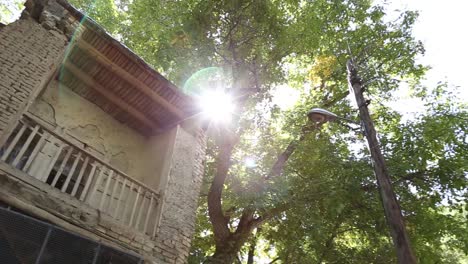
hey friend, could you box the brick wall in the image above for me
[0,18,67,143]
[155,125,206,263]
[0,1,207,263]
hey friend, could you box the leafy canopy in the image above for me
[68,0,467,262]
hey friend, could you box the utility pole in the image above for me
[347,60,417,264]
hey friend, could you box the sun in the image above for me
[198,90,235,123]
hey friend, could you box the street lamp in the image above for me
[308,106,416,264]
[308,108,358,125]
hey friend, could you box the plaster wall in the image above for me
[29,79,176,190]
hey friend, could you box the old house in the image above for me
[0,0,206,263]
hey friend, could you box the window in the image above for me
[0,206,143,264]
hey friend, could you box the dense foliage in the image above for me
[66,0,467,263]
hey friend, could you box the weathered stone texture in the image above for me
[0,1,207,263]
[0,17,67,139]
[156,126,206,263]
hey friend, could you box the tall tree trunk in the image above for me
[247,240,256,264]
[205,232,251,264]
[205,67,347,262]
[316,214,344,264]
[206,249,239,264]
[247,228,260,264]
[206,61,252,263]
[347,60,416,264]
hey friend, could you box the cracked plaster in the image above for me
[29,79,176,190]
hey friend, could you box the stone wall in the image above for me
[0,0,207,263]
[0,17,67,145]
[155,125,206,263]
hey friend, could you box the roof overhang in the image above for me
[47,0,198,136]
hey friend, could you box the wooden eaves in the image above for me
[72,40,185,120]
[63,61,162,132]
[54,0,197,135]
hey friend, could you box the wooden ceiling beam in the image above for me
[73,40,186,120]
[63,61,161,133]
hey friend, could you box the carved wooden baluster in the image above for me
[51,147,74,187]
[121,182,134,224]
[144,193,155,234]
[152,200,160,238]
[107,174,121,214]
[71,156,89,197]
[12,124,40,168]
[61,151,82,192]
[85,164,106,204]
[99,169,114,212]
[79,162,97,201]
[114,178,127,218]
[41,143,65,182]
[134,190,147,229]
[129,186,142,226]
[24,130,49,173]
[1,122,26,161]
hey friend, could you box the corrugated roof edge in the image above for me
[55,0,194,106]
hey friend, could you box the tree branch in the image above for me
[266,122,322,180]
[236,208,255,234]
[251,203,290,228]
[316,213,345,264]
[268,257,281,264]
[208,135,237,242]
[393,170,430,185]
[360,169,431,192]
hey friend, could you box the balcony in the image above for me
[0,114,161,238]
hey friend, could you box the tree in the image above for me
[68,0,466,263]
[263,85,467,263]
[177,1,428,262]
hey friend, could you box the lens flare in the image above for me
[183,67,226,96]
[244,157,257,168]
[198,90,235,123]
[183,67,238,124]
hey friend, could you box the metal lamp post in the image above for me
[308,106,416,264]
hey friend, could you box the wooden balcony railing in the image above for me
[0,114,161,237]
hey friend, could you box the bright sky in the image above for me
[273,0,468,114]
[390,0,468,91]
[383,0,468,117]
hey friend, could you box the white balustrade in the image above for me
[0,115,161,237]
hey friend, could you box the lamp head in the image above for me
[307,108,338,123]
